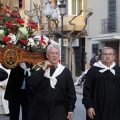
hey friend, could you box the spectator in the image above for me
[95,56,99,62]
[98,49,102,60]
[89,53,96,66]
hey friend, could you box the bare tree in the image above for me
[33,2,93,80]
[52,10,93,80]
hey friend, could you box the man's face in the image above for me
[102,49,115,64]
[46,48,60,65]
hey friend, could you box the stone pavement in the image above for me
[75,85,83,95]
[0,115,9,120]
[75,76,83,95]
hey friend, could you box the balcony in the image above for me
[101,17,117,34]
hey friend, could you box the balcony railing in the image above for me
[101,17,117,34]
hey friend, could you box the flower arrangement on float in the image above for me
[0,4,47,53]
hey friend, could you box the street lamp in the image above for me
[58,0,66,61]
[43,2,54,44]
[43,2,59,44]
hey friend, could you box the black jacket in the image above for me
[0,68,8,81]
[4,64,33,104]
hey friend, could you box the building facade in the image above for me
[56,0,88,76]
[86,0,120,68]
[37,0,88,76]
[1,0,88,77]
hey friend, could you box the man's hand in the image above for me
[67,112,74,120]
[87,108,95,119]
[42,60,52,70]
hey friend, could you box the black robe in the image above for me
[82,65,120,120]
[0,68,8,81]
[28,67,76,120]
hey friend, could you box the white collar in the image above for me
[44,63,65,89]
[93,61,116,75]
[20,62,31,76]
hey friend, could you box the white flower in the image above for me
[27,38,34,47]
[2,45,5,48]
[18,28,28,40]
[19,28,28,35]
[0,30,4,41]
[8,33,17,44]
[0,30,4,35]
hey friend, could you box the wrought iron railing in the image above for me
[101,17,117,34]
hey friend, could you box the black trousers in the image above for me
[9,89,29,120]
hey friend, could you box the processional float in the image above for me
[0,2,56,69]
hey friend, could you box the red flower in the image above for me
[5,22,13,27]
[28,20,38,29]
[17,18,25,23]
[28,20,34,24]
[10,13,20,18]
[31,24,38,29]
[2,6,10,14]
[40,35,46,45]
[0,17,2,21]
[19,40,28,45]
[3,36,12,42]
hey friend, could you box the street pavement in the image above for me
[75,85,83,95]
[0,115,9,120]
[75,76,84,95]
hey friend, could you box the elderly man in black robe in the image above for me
[82,47,120,120]
[28,44,76,120]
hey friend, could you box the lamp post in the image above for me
[58,0,66,61]
[43,2,54,44]
[43,2,59,44]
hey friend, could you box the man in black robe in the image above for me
[82,47,120,120]
[4,63,33,120]
[28,44,76,120]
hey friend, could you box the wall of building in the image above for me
[116,0,120,32]
[86,0,108,35]
[85,0,108,68]
[85,0,120,68]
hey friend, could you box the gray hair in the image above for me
[102,47,116,55]
[46,44,60,54]
[95,56,99,60]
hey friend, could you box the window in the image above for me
[19,0,22,8]
[72,0,82,15]
[108,0,116,33]
[19,0,25,9]
[92,44,99,55]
